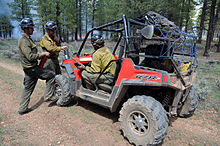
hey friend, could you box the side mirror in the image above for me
[141,25,154,39]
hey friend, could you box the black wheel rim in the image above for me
[128,111,149,136]
[54,83,62,98]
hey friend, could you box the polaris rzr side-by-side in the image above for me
[53,12,199,145]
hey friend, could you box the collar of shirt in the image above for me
[22,33,33,41]
[22,33,30,38]
[45,33,54,42]
[22,33,36,48]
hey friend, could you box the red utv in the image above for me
[54,12,199,145]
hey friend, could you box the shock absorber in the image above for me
[162,94,169,106]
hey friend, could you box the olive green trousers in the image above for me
[18,66,55,113]
[44,58,61,75]
[81,70,114,90]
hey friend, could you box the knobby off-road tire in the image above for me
[54,74,72,106]
[119,95,169,145]
[178,86,199,118]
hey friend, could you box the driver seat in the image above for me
[97,59,122,93]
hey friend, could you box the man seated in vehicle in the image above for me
[77,34,116,90]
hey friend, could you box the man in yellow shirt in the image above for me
[40,21,68,74]
[77,34,116,90]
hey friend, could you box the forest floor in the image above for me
[0,39,219,146]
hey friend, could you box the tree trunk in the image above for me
[197,0,207,43]
[72,29,74,41]
[91,0,96,36]
[75,0,78,40]
[179,0,185,30]
[204,0,217,56]
[167,0,173,21]
[75,29,78,40]
[0,26,2,38]
[66,30,69,43]
[185,0,190,33]
[42,6,46,34]
[217,34,220,52]
[21,0,25,18]
[85,4,88,34]
[63,26,66,42]
[79,0,82,40]
[56,1,61,41]
[3,26,6,38]
[211,1,220,42]
[9,26,12,38]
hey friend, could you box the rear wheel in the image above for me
[119,95,168,145]
[178,86,199,118]
[54,74,72,106]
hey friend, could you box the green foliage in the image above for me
[194,79,211,100]
[34,0,59,30]
[7,0,199,41]
[61,0,77,30]
[34,0,77,39]
[196,0,212,32]
[8,0,33,21]
[0,128,8,134]
[194,62,220,114]
[0,15,13,38]
[91,0,198,32]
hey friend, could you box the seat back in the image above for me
[97,59,122,93]
[112,59,122,85]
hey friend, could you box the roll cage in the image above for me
[75,13,198,88]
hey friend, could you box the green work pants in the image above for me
[82,70,114,90]
[18,66,55,113]
[44,58,61,75]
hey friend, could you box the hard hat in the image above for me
[45,21,57,31]
[91,34,104,47]
[20,18,34,28]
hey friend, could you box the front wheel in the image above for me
[119,95,169,145]
[54,74,72,106]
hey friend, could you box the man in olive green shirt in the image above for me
[77,34,116,90]
[40,21,68,74]
[18,18,55,115]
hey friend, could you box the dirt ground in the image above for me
[0,49,220,145]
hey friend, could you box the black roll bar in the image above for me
[77,19,123,57]
[94,59,119,91]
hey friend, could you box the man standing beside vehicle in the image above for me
[18,18,56,115]
[77,34,116,90]
[40,21,68,75]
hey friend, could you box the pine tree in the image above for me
[8,0,33,21]
[0,15,13,39]
[204,0,217,56]
[197,0,208,43]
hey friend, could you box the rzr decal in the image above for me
[136,75,161,80]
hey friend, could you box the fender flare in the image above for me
[61,63,76,80]
[110,79,180,112]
